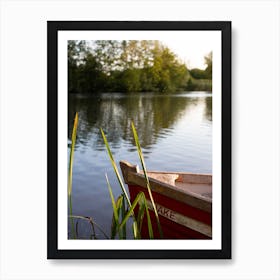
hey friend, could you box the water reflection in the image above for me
[68,92,212,151]
[204,96,212,121]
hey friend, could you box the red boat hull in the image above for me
[128,185,212,239]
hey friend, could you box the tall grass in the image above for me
[101,128,140,239]
[68,113,161,239]
[105,168,154,239]
[101,122,163,239]
[131,122,163,238]
[68,112,78,239]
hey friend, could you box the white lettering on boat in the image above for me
[156,205,176,220]
[146,200,212,237]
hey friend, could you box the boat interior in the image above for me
[146,172,212,200]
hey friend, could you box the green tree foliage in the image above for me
[68,40,212,94]
[186,77,212,91]
[189,68,208,79]
[189,52,212,80]
[78,53,107,93]
[151,44,188,92]
[204,52,212,79]
[187,51,212,91]
[68,40,83,93]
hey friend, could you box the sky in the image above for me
[77,31,216,70]
[162,40,211,69]
[161,32,215,69]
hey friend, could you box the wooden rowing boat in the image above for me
[120,160,212,239]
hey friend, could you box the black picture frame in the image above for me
[47,21,231,259]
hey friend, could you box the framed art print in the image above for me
[47,21,231,259]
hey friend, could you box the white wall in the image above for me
[0,0,279,279]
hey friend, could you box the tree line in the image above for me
[68,40,212,94]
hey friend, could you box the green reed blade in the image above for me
[119,192,144,230]
[135,193,154,239]
[101,128,140,239]
[115,195,124,239]
[105,174,120,239]
[137,201,146,232]
[110,196,123,239]
[120,194,127,239]
[132,221,139,239]
[68,112,78,197]
[119,192,154,239]
[68,113,78,239]
[144,198,154,239]
[68,195,76,239]
[100,128,131,207]
[131,122,163,238]
[105,174,119,224]
[110,212,117,239]
[119,193,146,240]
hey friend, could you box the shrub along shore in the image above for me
[68,40,212,94]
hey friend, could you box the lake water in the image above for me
[68,91,212,239]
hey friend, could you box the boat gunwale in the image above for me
[120,160,212,213]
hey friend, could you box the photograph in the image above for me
[68,39,213,240]
[48,21,231,258]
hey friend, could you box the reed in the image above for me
[105,173,127,239]
[68,113,160,239]
[131,122,163,238]
[119,192,154,239]
[101,128,140,239]
[69,215,109,239]
[68,112,78,239]
[101,123,161,239]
